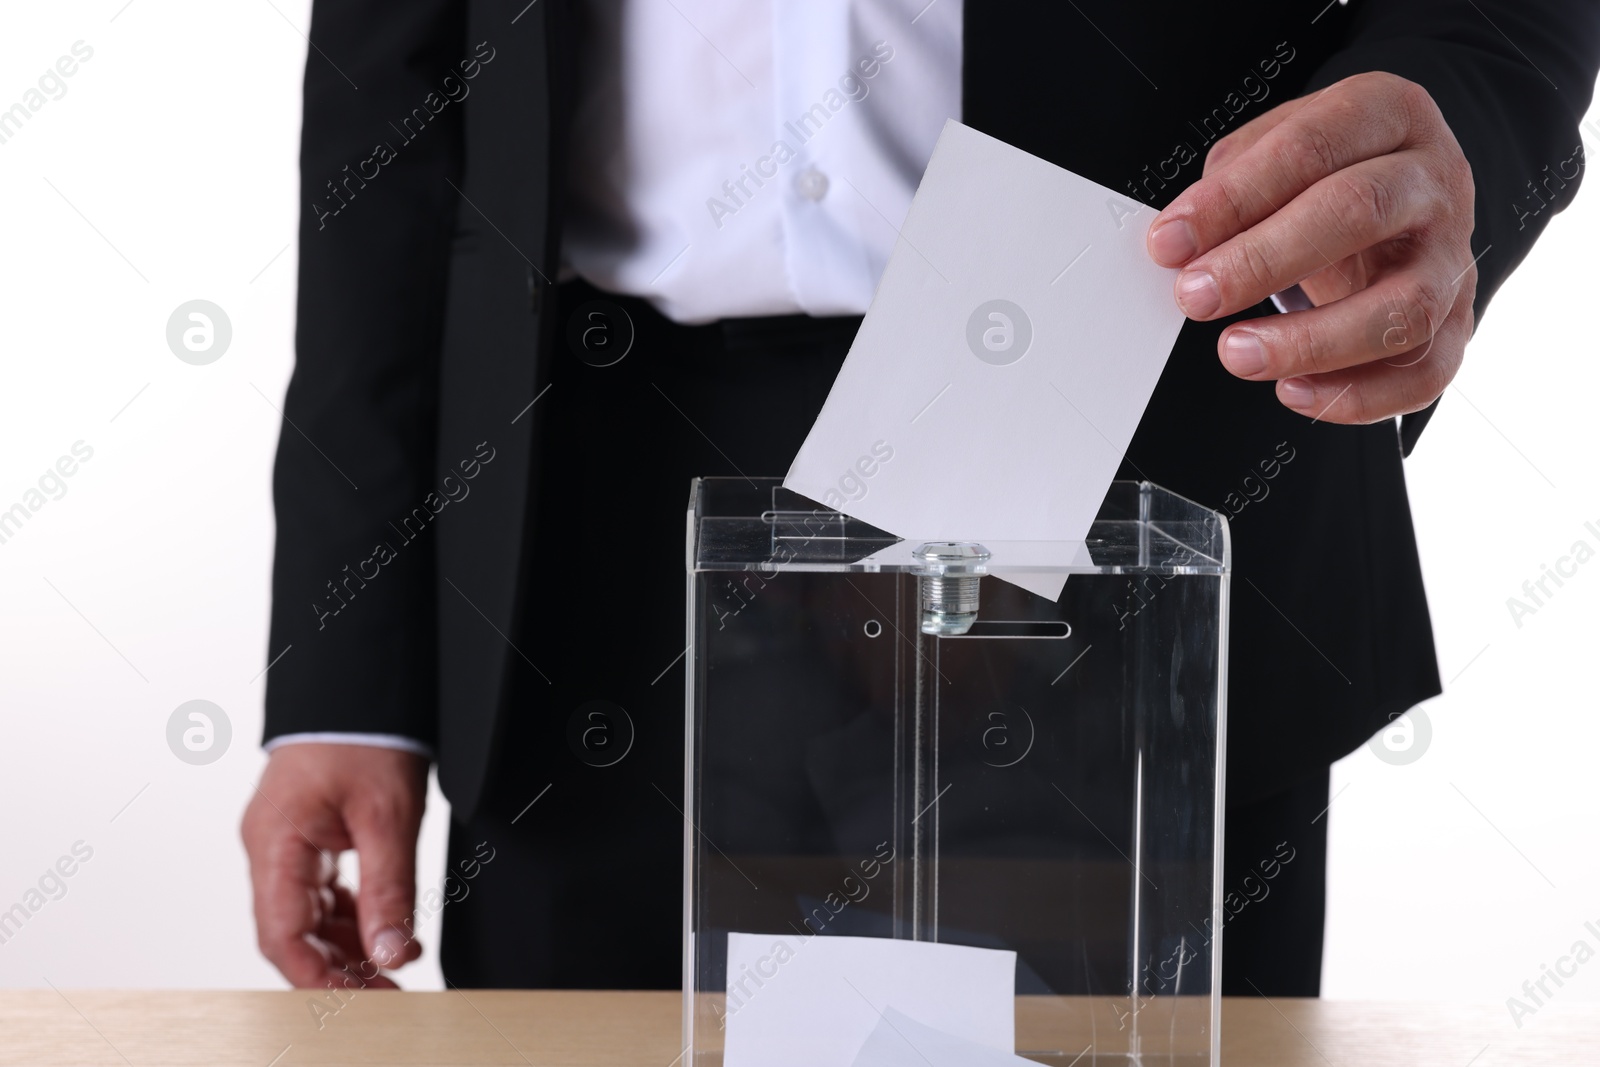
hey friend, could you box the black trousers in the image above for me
[440,281,1328,996]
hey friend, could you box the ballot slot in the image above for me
[936,619,1071,639]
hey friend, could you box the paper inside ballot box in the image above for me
[721,932,1016,1067]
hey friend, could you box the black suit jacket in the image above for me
[266,0,1600,819]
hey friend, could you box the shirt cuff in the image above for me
[264,732,436,761]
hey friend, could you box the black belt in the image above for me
[555,277,862,358]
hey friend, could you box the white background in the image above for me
[0,0,1596,1027]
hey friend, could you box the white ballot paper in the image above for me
[721,932,1015,1067]
[851,1007,1044,1067]
[784,120,1185,600]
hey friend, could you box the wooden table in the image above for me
[1,990,1592,1066]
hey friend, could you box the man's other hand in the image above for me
[241,744,428,989]
[1147,72,1477,425]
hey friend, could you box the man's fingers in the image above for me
[1216,256,1471,382]
[317,932,401,990]
[345,792,424,968]
[245,824,339,988]
[318,883,368,967]
[336,969,401,990]
[1154,96,1309,264]
[310,937,402,992]
[1271,288,1472,424]
[244,745,432,988]
[1149,73,1426,267]
[1173,150,1442,320]
[1200,94,1314,178]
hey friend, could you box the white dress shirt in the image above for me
[270,2,962,758]
[561,0,963,323]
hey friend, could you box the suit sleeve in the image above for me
[1302,0,1600,453]
[263,0,468,747]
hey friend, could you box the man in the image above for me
[243,0,1600,997]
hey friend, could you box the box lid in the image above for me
[690,478,1229,576]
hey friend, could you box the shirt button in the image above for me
[795,168,829,201]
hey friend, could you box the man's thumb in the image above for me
[346,798,422,969]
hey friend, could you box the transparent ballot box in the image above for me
[684,478,1230,1066]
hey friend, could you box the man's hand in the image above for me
[1146,72,1477,424]
[241,744,428,989]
